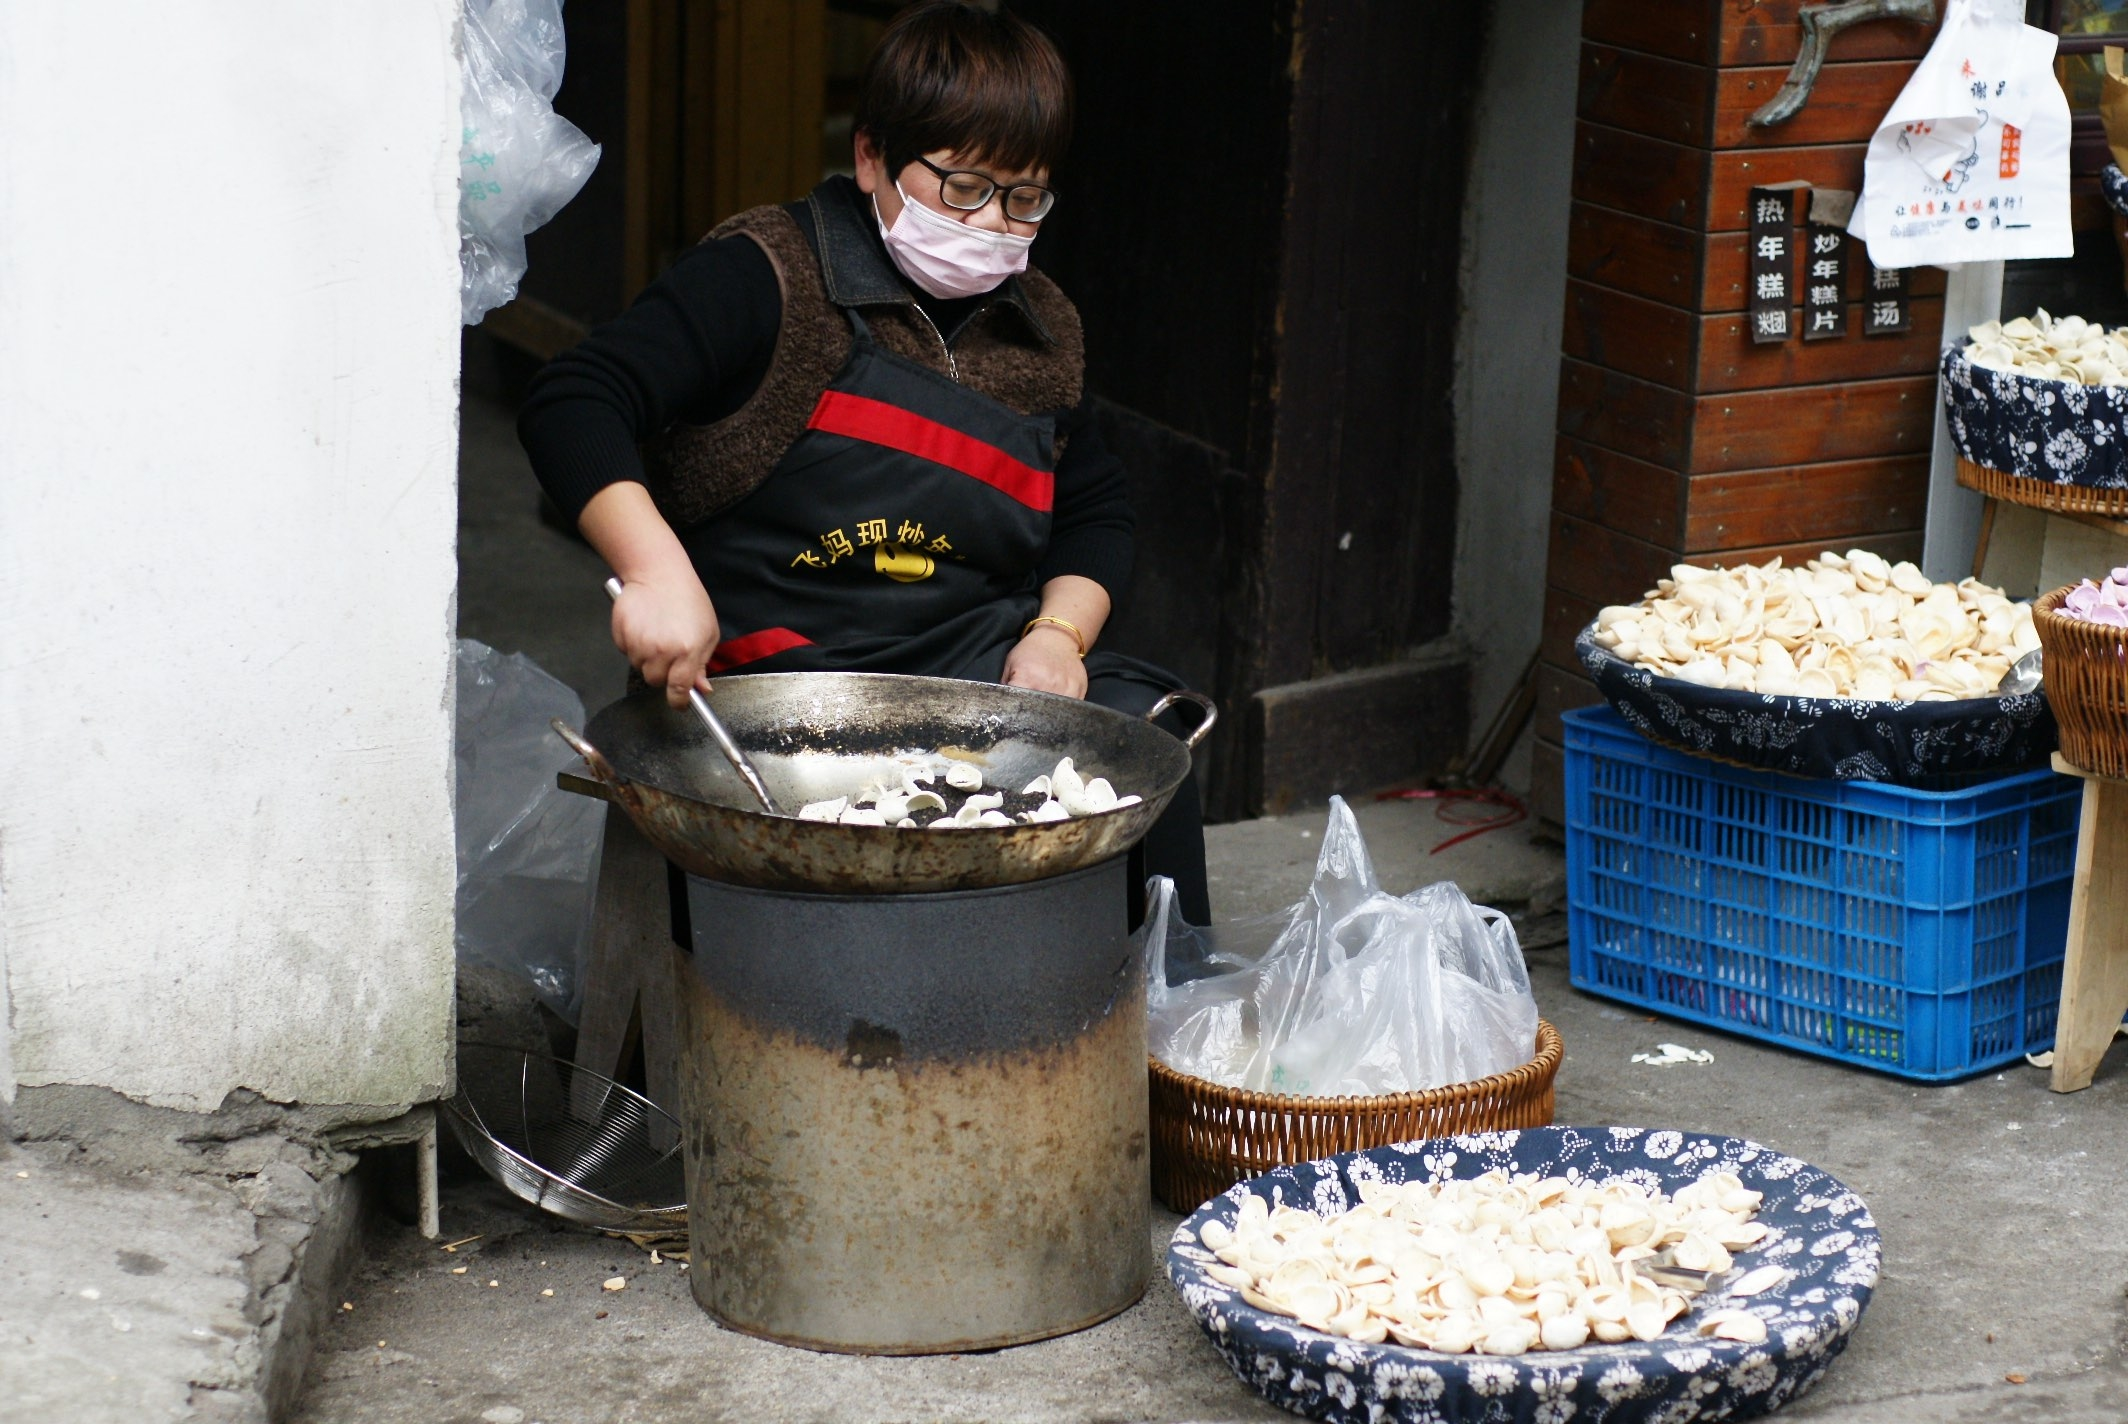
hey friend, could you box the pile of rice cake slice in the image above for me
[1197,1169,1785,1356]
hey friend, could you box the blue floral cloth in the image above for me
[1941,345,2128,490]
[2103,162,2128,219]
[1167,1127,1880,1424]
[1576,634,2055,784]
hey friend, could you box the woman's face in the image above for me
[854,132,1048,239]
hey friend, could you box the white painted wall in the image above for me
[0,3,462,1112]
[1453,0,1584,787]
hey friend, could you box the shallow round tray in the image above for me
[1577,632,2055,784]
[1168,1126,1880,1424]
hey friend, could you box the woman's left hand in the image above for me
[1003,627,1087,699]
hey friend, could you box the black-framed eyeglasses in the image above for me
[912,156,1056,223]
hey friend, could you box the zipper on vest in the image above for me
[908,304,960,383]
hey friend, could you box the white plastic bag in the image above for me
[459,0,601,324]
[455,639,605,1021]
[1140,797,1540,1096]
[1848,0,2071,269]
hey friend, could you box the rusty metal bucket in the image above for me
[672,856,1149,1353]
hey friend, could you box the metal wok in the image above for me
[553,671,1215,895]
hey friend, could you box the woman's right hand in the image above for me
[576,482,721,707]
[611,574,721,707]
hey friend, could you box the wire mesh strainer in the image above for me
[444,1042,688,1233]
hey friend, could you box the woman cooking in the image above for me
[518,0,1210,924]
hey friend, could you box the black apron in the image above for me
[679,309,1052,679]
[667,298,1211,931]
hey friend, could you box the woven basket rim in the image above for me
[1954,456,2128,517]
[2034,583,2128,648]
[1147,1019,1563,1114]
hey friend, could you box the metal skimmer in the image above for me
[443,1043,687,1234]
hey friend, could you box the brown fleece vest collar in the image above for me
[641,185,1085,530]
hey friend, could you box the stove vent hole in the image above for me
[845,1019,903,1069]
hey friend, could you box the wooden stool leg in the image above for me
[2051,778,2128,1093]
[637,930,682,1154]
[573,805,679,1152]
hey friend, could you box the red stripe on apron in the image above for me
[806,390,1054,512]
[709,627,813,673]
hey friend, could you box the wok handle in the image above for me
[550,719,624,788]
[1146,690,1218,751]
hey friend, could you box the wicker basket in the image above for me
[2034,584,2128,778]
[1148,1020,1564,1213]
[1957,455,2128,521]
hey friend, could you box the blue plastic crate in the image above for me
[1563,705,2081,1081]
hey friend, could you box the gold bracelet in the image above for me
[1021,615,1086,657]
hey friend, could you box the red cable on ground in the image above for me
[1375,786,1529,854]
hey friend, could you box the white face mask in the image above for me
[875,182,1033,300]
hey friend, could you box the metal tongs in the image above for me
[604,578,780,815]
[1635,1245,1721,1294]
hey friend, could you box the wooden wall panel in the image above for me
[1565,289,1945,395]
[1558,445,1932,555]
[1579,0,1933,69]
[1581,0,1718,66]
[1556,358,1695,469]
[1541,586,1604,670]
[1705,528,1925,570]
[1684,455,1932,551]
[1568,204,1704,309]
[1553,439,1688,550]
[1695,297,1945,392]
[1707,144,1869,230]
[1561,281,1699,389]
[1718,0,1936,66]
[1578,45,1711,147]
[1701,231,1947,312]
[1550,513,1678,608]
[1581,51,1915,151]
[1573,123,1709,228]
[1557,364,1936,474]
[1685,374,1936,472]
[1712,61,1913,148]
[1578,131,1873,233]
[1536,662,1604,739]
[1570,197,1946,319]
[1531,739,1567,830]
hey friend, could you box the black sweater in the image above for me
[517,234,1134,598]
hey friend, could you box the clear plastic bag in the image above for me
[459,0,601,324]
[455,639,605,1022]
[1140,796,1539,1096]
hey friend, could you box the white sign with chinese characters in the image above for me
[1847,0,2071,269]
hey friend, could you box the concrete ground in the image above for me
[291,879,2128,1424]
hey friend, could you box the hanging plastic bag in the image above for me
[459,0,601,324]
[1140,797,1540,1096]
[1848,0,2071,269]
[455,639,605,1022]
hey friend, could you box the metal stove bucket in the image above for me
[674,855,1148,1354]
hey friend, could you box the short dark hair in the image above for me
[854,2,1073,179]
